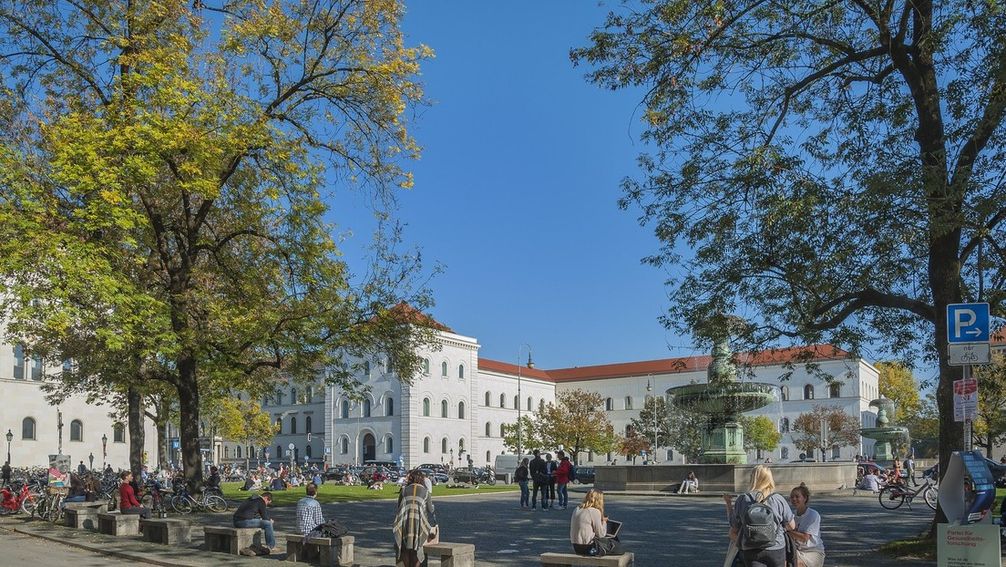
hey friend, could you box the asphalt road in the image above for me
[1,530,141,566]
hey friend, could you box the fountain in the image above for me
[666,335,777,464]
[860,397,909,464]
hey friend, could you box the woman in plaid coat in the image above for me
[393,469,438,567]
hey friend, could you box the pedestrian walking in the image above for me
[903,456,916,486]
[393,469,438,567]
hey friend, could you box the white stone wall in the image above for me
[473,370,556,466]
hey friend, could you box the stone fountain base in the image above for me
[702,422,748,464]
[594,462,857,494]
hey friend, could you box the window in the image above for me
[113,423,125,443]
[458,364,465,379]
[386,397,394,416]
[291,388,298,404]
[485,422,492,437]
[781,447,789,460]
[224,446,230,459]
[458,438,465,452]
[527,397,532,411]
[485,392,491,406]
[276,391,284,405]
[423,398,431,417]
[363,399,371,418]
[829,383,841,398]
[363,361,370,375]
[500,393,506,408]
[625,396,633,410]
[31,355,42,380]
[305,416,312,433]
[486,450,491,463]
[386,435,394,454]
[306,445,313,459]
[423,437,430,453]
[290,416,297,434]
[458,402,465,420]
[237,446,242,458]
[441,437,448,454]
[13,344,24,380]
[341,437,349,454]
[780,386,789,401]
[666,449,673,461]
[277,445,283,458]
[21,417,35,440]
[500,423,505,437]
[341,400,350,419]
[70,419,83,442]
[831,446,841,459]
[441,400,448,418]
[605,398,613,411]
[780,418,790,433]
[62,359,73,377]
[514,395,519,409]
[625,424,633,436]
[441,361,448,377]
[804,385,815,400]
[305,386,313,403]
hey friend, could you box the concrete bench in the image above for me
[97,512,140,536]
[285,533,354,566]
[204,526,263,555]
[424,542,475,567]
[540,552,635,566]
[140,518,191,545]
[64,503,105,530]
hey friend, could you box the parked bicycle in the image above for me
[878,478,938,511]
[170,485,228,514]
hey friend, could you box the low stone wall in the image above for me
[595,462,857,494]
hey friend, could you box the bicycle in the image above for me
[878,478,938,510]
[170,486,228,514]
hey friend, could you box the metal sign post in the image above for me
[947,302,990,453]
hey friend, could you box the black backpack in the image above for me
[740,491,780,550]
[314,519,349,538]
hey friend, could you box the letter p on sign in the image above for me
[946,303,991,344]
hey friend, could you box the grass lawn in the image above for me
[879,487,1006,561]
[220,481,518,507]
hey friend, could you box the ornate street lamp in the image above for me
[516,344,533,458]
[88,452,94,471]
[6,429,13,465]
[101,433,108,468]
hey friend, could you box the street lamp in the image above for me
[516,344,534,458]
[6,429,13,465]
[101,434,108,468]
[88,452,94,471]
[647,378,658,463]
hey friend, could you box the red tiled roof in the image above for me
[478,344,852,383]
[385,303,453,333]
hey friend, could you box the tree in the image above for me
[629,395,673,450]
[0,1,433,489]
[618,430,651,464]
[572,0,1006,526]
[501,416,545,455]
[505,389,617,464]
[214,397,279,472]
[876,362,922,422]
[738,415,782,454]
[903,393,940,458]
[972,355,1006,458]
[663,404,708,463]
[792,406,863,460]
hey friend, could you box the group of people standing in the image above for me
[515,449,574,510]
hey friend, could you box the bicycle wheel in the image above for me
[879,486,905,510]
[140,494,153,508]
[174,496,193,514]
[204,495,228,513]
[21,493,37,516]
[923,486,938,510]
[47,497,63,522]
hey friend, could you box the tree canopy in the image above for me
[876,362,922,422]
[503,389,617,463]
[792,405,863,459]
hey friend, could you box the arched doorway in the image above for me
[363,433,376,463]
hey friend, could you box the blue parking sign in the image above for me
[946,303,990,344]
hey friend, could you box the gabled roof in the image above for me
[478,344,852,383]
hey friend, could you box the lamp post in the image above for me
[101,434,108,468]
[88,452,94,471]
[57,410,64,456]
[6,429,13,465]
[646,378,658,463]
[516,344,534,458]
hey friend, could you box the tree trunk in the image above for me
[155,420,167,470]
[176,355,203,491]
[127,387,144,479]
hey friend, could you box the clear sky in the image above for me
[352,1,707,370]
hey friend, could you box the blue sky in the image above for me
[357,1,704,369]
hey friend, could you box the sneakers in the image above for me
[268,547,283,555]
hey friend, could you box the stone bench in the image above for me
[140,518,191,545]
[64,503,105,530]
[285,533,354,566]
[540,552,635,566]
[97,512,140,536]
[204,526,263,555]
[424,542,475,567]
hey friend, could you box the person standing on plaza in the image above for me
[555,451,573,510]
[233,491,279,554]
[786,485,825,567]
[730,465,794,567]
[515,457,530,509]
[529,450,548,510]
[903,455,916,486]
[393,469,438,567]
[296,483,325,536]
[77,461,87,476]
[1,461,10,488]
[118,471,150,519]
[544,453,557,510]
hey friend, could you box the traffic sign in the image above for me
[948,343,992,366]
[946,303,990,344]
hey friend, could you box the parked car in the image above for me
[576,467,596,484]
[324,466,350,481]
[417,467,449,484]
[982,458,1006,488]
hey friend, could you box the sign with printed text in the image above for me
[949,343,992,366]
[937,523,1001,567]
[954,378,979,422]
[947,303,991,344]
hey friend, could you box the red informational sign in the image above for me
[954,378,978,395]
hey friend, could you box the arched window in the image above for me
[486,450,491,463]
[70,419,83,442]
[21,417,35,440]
[625,396,633,410]
[13,344,25,379]
[458,438,465,452]
[605,398,613,411]
[290,416,297,434]
[441,400,448,418]
[305,416,312,433]
[781,447,790,460]
[423,437,430,453]
[423,398,431,416]
[386,435,394,454]
[363,399,372,418]
[30,355,42,380]
[829,383,841,398]
[441,361,448,377]
[363,361,370,375]
[500,393,506,408]
[422,358,430,375]
[441,437,448,454]
[625,424,633,436]
[458,402,465,420]
[527,397,532,411]
[341,437,349,454]
[305,386,313,403]
[780,386,789,401]
[804,385,815,400]
[458,364,465,379]
[341,400,350,419]
[514,395,519,409]
[291,388,298,404]
[306,445,313,459]
[237,446,243,458]
[386,397,394,416]
[485,422,492,437]
[113,423,125,443]
[485,392,491,406]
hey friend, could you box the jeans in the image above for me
[740,547,786,567]
[557,482,568,507]
[532,481,547,508]
[518,480,529,507]
[235,518,276,548]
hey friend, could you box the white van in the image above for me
[494,454,536,483]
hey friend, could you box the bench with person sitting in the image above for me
[285,482,355,566]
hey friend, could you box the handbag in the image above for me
[590,535,616,557]
[425,525,440,545]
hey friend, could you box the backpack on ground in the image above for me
[740,491,779,551]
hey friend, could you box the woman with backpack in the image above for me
[730,465,795,567]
